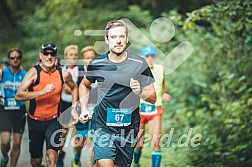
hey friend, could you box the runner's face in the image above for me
[144,54,156,66]
[8,51,21,68]
[39,49,57,68]
[64,48,78,65]
[82,50,96,66]
[105,26,128,55]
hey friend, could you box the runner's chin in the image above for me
[44,61,54,68]
[111,47,125,55]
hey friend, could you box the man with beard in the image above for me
[0,48,26,167]
[79,20,157,167]
[15,43,78,167]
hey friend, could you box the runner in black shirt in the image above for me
[79,19,156,167]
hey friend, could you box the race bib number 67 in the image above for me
[106,108,132,127]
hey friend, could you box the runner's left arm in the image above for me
[130,78,156,104]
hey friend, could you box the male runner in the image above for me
[0,48,26,167]
[15,43,79,167]
[79,20,157,167]
[133,46,171,167]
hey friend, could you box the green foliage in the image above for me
[17,0,153,68]
[162,0,252,166]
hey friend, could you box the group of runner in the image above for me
[0,19,170,167]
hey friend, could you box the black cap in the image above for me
[41,43,57,52]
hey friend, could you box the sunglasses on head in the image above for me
[9,55,21,60]
[42,51,57,56]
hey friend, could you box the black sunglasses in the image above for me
[9,55,21,60]
[146,54,156,58]
[42,51,57,56]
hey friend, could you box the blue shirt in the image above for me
[1,67,26,107]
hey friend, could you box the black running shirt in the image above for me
[86,51,155,135]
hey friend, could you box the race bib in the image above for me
[106,108,132,127]
[4,98,20,110]
[140,103,157,115]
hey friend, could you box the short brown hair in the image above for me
[105,19,128,38]
[8,48,22,59]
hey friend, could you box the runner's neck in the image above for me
[10,66,21,74]
[40,64,56,73]
[108,51,127,63]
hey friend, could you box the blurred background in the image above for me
[0,0,252,166]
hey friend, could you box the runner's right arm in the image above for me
[15,68,54,101]
[78,76,92,124]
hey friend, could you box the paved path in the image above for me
[0,124,92,167]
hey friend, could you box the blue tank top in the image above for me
[1,67,26,108]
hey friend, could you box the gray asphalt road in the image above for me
[0,124,92,167]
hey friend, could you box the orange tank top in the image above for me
[29,65,63,119]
